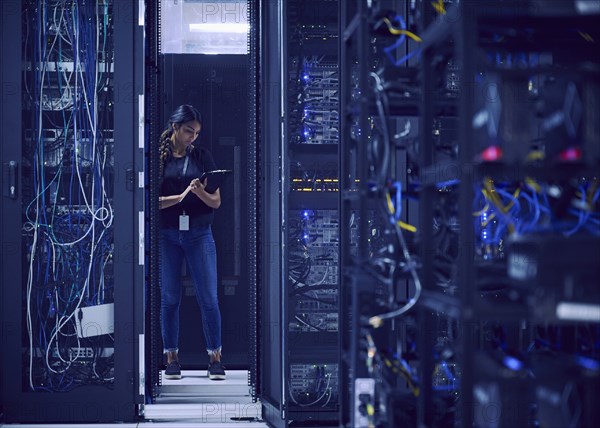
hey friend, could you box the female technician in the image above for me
[158,104,225,381]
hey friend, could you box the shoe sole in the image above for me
[208,373,226,380]
[164,373,182,380]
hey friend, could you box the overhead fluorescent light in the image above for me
[189,23,249,33]
[576,0,600,14]
[556,302,600,322]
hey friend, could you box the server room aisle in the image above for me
[142,369,267,426]
[0,370,268,427]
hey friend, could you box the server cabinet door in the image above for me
[0,0,141,422]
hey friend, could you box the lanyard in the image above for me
[180,156,189,216]
[182,155,189,177]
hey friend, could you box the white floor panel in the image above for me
[0,425,139,428]
[161,370,248,385]
[139,423,268,427]
[146,370,264,423]
[156,395,255,404]
[143,401,262,421]
[158,370,251,399]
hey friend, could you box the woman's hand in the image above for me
[159,185,193,210]
[190,178,207,193]
[190,177,221,209]
[181,185,193,200]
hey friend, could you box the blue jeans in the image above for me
[160,226,222,354]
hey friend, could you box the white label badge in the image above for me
[179,215,190,231]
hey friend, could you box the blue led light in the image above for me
[303,211,309,217]
[481,212,489,240]
[503,356,523,371]
[577,356,600,371]
[303,74,309,81]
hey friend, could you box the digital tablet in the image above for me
[198,169,233,193]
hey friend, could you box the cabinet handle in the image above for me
[8,161,17,199]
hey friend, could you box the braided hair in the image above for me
[158,104,203,180]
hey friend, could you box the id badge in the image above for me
[179,214,190,231]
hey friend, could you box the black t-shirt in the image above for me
[160,146,217,229]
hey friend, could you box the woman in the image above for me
[158,104,225,380]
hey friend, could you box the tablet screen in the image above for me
[199,169,233,193]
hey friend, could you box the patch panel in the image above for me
[290,311,338,332]
[289,363,339,407]
[299,58,339,144]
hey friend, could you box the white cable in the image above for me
[45,0,97,364]
[45,228,106,373]
[295,315,321,332]
[31,0,114,388]
[27,211,38,390]
[368,224,422,327]
[99,249,111,304]
[40,5,64,110]
[314,265,330,285]
[53,291,69,364]
[100,145,114,228]
[60,67,74,110]
[321,388,333,407]
[28,0,49,390]
[288,373,332,407]
[23,167,63,229]
[51,238,57,280]
[53,1,72,47]
[71,0,112,228]
[94,0,112,230]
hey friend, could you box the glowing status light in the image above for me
[481,145,503,162]
[304,235,309,240]
[576,356,600,371]
[556,302,600,321]
[303,74,310,81]
[303,211,309,217]
[503,356,523,371]
[559,146,583,162]
[481,212,489,240]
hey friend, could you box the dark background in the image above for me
[162,54,250,369]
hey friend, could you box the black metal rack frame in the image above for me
[340,1,600,427]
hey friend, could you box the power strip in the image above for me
[354,378,375,428]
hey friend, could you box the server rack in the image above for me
[340,1,600,427]
[339,2,371,426]
[145,0,163,401]
[340,1,425,427]
[284,1,341,425]
[247,0,260,402]
[450,3,600,427]
[258,0,285,424]
[0,0,144,422]
[260,1,341,426]
[416,2,462,425]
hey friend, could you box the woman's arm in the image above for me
[190,178,221,209]
[159,186,193,209]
